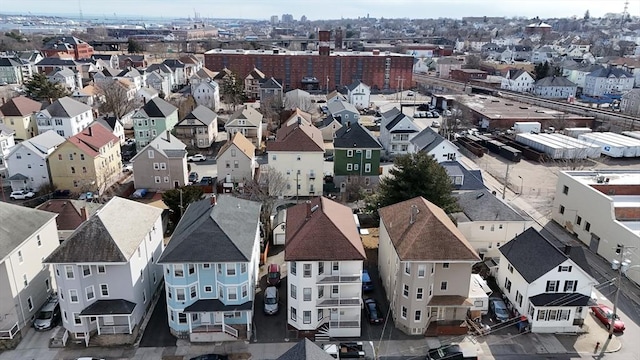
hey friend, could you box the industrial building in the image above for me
[204,30,414,92]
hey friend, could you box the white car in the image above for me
[122,163,133,173]
[188,154,207,162]
[10,190,35,200]
[431,120,440,128]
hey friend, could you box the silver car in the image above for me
[263,286,279,315]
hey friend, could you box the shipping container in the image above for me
[515,133,565,159]
[578,133,626,158]
[499,146,522,162]
[580,133,638,157]
[546,133,601,158]
[513,122,542,134]
[486,140,505,153]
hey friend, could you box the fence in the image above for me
[0,322,18,339]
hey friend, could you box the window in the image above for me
[318,309,324,321]
[227,264,236,276]
[303,288,312,301]
[545,280,559,292]
[290,262,296,275]
[585,222,591,232]
[504,278,512,292]
[576,216,582,225]
[27,296,33,311]
[414,310,422,322]
[37,235,41,247]
[418,265,426,278]
[190,285,197,299]
[217,264,222,274]
[416,288,424,300]
[401,306,407,319]
[347,150,353,157]
[290,284,297,299]
[71,166,75,174]
[354,164,359,171]
[80,154,85,161]
[82,265,91,277]
[160,163,166,170]
[318,262,324,275]
[303,311,311,324]
[559,205,565,214]
[240,263,247,273]
[69,289,79,303]
[148,150,154,158]
[364,163,371,173]
[440,281,448,291]
[18,251,23,263]
[45,279,50,291]
[404,262,410,275]
[174,264,184,277]
[98,265,106,274]
[228,287,237,300]
[86,286,95,300]
[558,265,572,272]
[203,263,211,269]
[290,307,297,322]
[154,176,161,183]
[100,284,109,297]
[178,313,187,324]
[296,155,301,161]
[332,285,339,295]
[346,163,353,171]
[176,288,186,301]
[563,185,569,195]
[564,280,578,292]
[188,264,195,275]
[403,284,409,297]
[318,286,324,298]
[204,286,213,293]
[365,149,372,159]
[442,263,450,269]
[82,166,87,173]
[507,264,514,273]
[242,284,248,298]
[332,262,339,271]
[68,154,74,160]
[73,313,82,325]
[515,291,523,306]
[65,265,74,279]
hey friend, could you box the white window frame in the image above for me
[85,285,95,301]
[65,265,75,279]
[69,289,79,303]
[100,284,109,297]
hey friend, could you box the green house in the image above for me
[132,98,179,151]
[333,121,382,192]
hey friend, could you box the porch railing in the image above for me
[99,325,131,334]
[329,320,360,328]
[61,329,69,346]
[0,322,19,339]
[223,324,238,338]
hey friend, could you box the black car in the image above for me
[417,104,430,111]
[189,355,229,360]
[364,298,384,324]
[199,176,214,185]
[426,344,464,360]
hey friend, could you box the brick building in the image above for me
[41,36,94,60]
[450,68,488,82]
[204,31,414,92]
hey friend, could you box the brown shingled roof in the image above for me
[0,96,43,117]
[67,122,119,158]
[217,132,256,160]
[37,199,101,231]
[378,197,480,262]
[266,122,324,152]
[284,197,366,261]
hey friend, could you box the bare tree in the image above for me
[96,80,140,119]
[242,166,288,238]
[170,95,197,120]
[343,176,368,203]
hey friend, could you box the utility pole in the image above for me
[179,188,184,218]
[395,76,405,101]
[502,163,510,200]
[600,244,634,355]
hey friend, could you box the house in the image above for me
[36,96,94,138]
[35,58,81,76]
[436,57,464,78]
[131,132,188,190]
[440,161,485,191]
[157,195,262,342]
[244,68,266,100]
[118,54,147,69]
[115,67,146,91]
[175,105,218,149]
[137,86,159,102]
[44,197,164,346]
[276,338,335,360]
[190,67,218,86]
[16,50,43,79]
[0,124,16,181]
[225,106,264,148]
[284,89,312,111]
[266,121,324,197]
[216,132,256,187]
[212,67,233,85]
[530,46,558,64]
[284,197,366,337]
[621,89,640,117]
[326,100,360,124]
[192,81,220,111]
[333,121,382,193]
[378,197,481,335]
[36,199,101,242]
[47,68,82,91]
[0,202,59,343]
[72,84,101,106]
[178,55,203,79]
[497,228,597,333]
[583,67,635,97]
[132,97,179,151]
[451,188,534,259]
[145,64,174,96]
[96,116,126,145]
[345,81,371,109]
[259,77,283,106]
[41,36,94,60]
[49,122,121,195]
[0,57,24,85]
[409,127,460,162]
[563,64,603,89]
[316,115,343,142]
[283,109,313,127]
[501,69,535,93]
[0,96,43,140]
[532,76,577,99]
[5,130,65,191]
[162,59,187,87]
[552,170,640,286]
[92,53,119,70]
[379,108,420,156]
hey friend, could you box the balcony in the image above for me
[330,320,360,328]
[317,297,361,307]
[317,274,361,284]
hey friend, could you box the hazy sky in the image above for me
[1,0,636,21]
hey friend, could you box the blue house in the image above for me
[157,195,262,342]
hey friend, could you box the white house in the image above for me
[96,116,126,145]
[501,69,534,93]
[225,106,263,149]
[266,121,324,197]
[5,130,65,191]
[409,127,460,162]
[0,124,16,181]
[532,76,577,100]
[0,202,59,342]
[345,81,371,109]
[285,197,366,338]
[192,81,220,111]
[216,132,256,188]
[583,67,635,97]
[379,107,420,156]
[36,97,94,138]
[48,68,82,92]
[497,228,597,333]
[44,197,164,345]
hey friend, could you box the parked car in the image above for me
[426,344,464,360]
[362,270,373,292]
[122,163,133,173]
[188,154,207,162]
[131,188,148,199]
[267,264,281,287]
[10,190,35,200]
[489,297,510,323]
[263,286,279,315]
[591,304,625,332]
[34,297,60,331]
[53,189,71,198]
[364,298,384,324]
[189,172,199,183]
[431,120,440,128]
[189,355,228,360]
[199,176,214,185]
[324,155,334,162]
[78,192,95,201]
[407,91,414,96]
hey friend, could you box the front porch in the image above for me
[183,299,253,342]
[425,295,473,336]
[78,299,137,347]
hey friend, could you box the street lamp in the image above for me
[518,175,524,195]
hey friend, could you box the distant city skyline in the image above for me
[0,0,636,21]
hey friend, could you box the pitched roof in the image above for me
[452,189,525,223]
[181,105,218,126]
[260,77,282,89]
[378,197,480,262]
[0,202,57,260]
[284,197,366,261]
[410,127,448,153]
[217,132,255,160]
[36,199,102,231]
[0,96,43,117]
[534,76,577,87]
[192,67,217,80]
[247,67,266,79]
[277,339,335,360]
[499,228,585,283]
[6,130,65,159]
[226,106,263,127]
[132,132,187,161]
[158,195,262,263]
[162,59,185,69]
[35,58,78,66]
[507,69,531,80]
[0,57,21,67]
[333,122,382,149]
[286,108,312,124]
[44,197,163,263]
[385,112,417,133]
[43,96,91,118]
[587,67,634,78]
[50,68,76,77]
[327,99,358,116]
[65,122,118,158]
[345,80,367,92]
[138,97,177,118]
[440,161,485,191]
[146,63,173,74]
[0,123,15,137]
[267,122,324,152]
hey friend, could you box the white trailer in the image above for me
[564,127,592,138]
[513,122,542,134]
[622,131,640,141]
[515,133,565,159]
[547,133,601,158]
[584,133,637,157]
[596,132,640,157]
[537,134,580,159]
[578,133,626,158]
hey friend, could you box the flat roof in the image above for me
[564,170,640,186]
[611,195,640,207]
[204,48,413,57]
[619,221,640,236]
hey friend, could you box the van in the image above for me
[34,297,60,330]
[263,286,279,315]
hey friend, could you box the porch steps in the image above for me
[314,323,330,342]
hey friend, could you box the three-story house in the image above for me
[132,98,179,151]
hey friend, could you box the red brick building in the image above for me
[41,36,94,60]
[204,31,414,92]
[450,69,488,82]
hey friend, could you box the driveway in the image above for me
[253,245,290,343]
[138,290,177,347]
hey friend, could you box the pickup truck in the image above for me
[323,342,365,359]
[187,154,207,162]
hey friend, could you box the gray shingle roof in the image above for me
[333,122,382,149]
[0,202,57,260]
[327,99,358,116]
[44,197,163,263]
[0,58,21,67]
[410,127,446,153]
[534,76,577,87]
[452,189,525,222]
[440,161,485,191]
[588,67,634,78]
[261,77,282,89]
[181,105,218,126]
[139,98,177,118]
[132,132,187,161]
[44,96,91,118]
[277,339,335,360]
[79,299,136,316]
[158,195,261,263]
[5,130,65,160]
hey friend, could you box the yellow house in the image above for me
[50,122,121,195]
[0,96,43,140]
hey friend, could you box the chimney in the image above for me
[143,97,146,105]
[409,204,419,224]
[297,116,301,125]
[87,125,92,137]
[166,130,170,141]
[563,245,571,255]
[80,207,87,221]
[305,200,312,219]
[1,97,5,105]
[210,195,217,206]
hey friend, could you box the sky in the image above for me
[0,0,636,21]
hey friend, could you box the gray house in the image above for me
[259,77,283,106]
[327,100,360,123]
[131,132,188,190]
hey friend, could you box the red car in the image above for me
[591,304,625,332]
